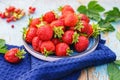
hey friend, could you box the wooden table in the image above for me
[0,0,120,80]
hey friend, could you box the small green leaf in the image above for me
[107,63,120,80]
[77,1,104,21]
[98,19,115,32]
[116,31,120,41]
[105,7,120,22]
[0,39,5,48]
[77,5,87,14]
[87,10,101,21]
[114,60,120,66]
[88,1,105,12]
[0,48,8,54]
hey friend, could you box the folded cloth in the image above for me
[0,39,116,80]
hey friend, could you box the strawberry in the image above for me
[29,18,41,28]
[6,6,15,13]
[80,21,90,34]
[87,24,93,37]
[32,36,42,52]
[29,6,36,14]
[62,30,79,44]
[64,13,78,27]
[43,11,57,23]
[37,25,53,41]
[51,38,61,45]
[55,42,73,56]
[61,5,74,15]
[40,41,55,56]
[75,20,89,34]
[50,19,64,29]
[25,27,37,43]
[78,14,90,23]
[75,36,89,52]
[4,48,26,63]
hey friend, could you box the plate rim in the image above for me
[22,36,99,62]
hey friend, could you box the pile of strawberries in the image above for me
[0,6,25,23]
[24,5,93,56]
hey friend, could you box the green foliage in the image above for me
[77,1,105,21]
[0,39,8,54]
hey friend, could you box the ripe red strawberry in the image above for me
[55,42,73,56]
[6,6,15,13]
[75,36,89,52]
[61,5,74,15]
[37,25,53,41]
[43,11,57,23]
[78,14,90,23]
[80,21,89,34]
[87,24,93,37]
[64,13,78,27]
[50,19,64,29]
[4,48,26,63]
[25,27,37,43]
[32,36,42,52]
[29,6,36,14]
[40,41,55,56]
[51,38,61,45]
[62,30,75,44]
[29,18,41,28]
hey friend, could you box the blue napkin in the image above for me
[0,39,116,80]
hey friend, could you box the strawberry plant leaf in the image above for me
[77,5,87,14]
[88,1,105,12]
[98,19,115,32]
[0,48,8,54]
[107,63,120,80]
[0,39,8,54]
[77,1,105,21]
[114,60,120,66]
[116,31,120,41]
[0,39,5,48]
[105,7,120,22]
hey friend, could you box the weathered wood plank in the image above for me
[88,65,109,80]
[78,69,88,80]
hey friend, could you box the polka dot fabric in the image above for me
[0,40,116,80]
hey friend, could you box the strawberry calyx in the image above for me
[53,26,64,39]
[43,48,54,57]
[52,10,59,19]
[36,21,46,28]
[28,17,33,27]
[15,49,26,59]
[66,48,73,56]
[58,6,63,12]
[92,23,106,38]
[74,21,84,31]
[36,16,47,28]
[22,27,28,39]
[72,32,79,44]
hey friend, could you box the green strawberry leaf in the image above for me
[107,63,120,80]
[98,19,115,32]
[116,31,120,41]
[77,5,87,14]
[0,39,8,54]
[114,60,120,66]
[77,1,105,21]
[105,7,120,22]
[0,39,5,48]
[0,48,8,54]
[88,1,105,12]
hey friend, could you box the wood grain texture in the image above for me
[78,69,88,80]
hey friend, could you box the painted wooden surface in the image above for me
[0,0,120,80]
